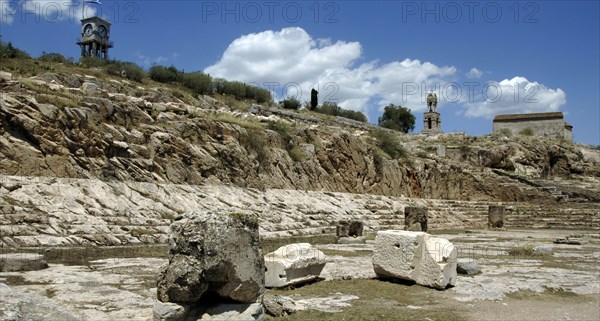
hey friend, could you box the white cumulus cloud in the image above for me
[204,27,456,115]
[462,76,567,118]
[466,67,483,79]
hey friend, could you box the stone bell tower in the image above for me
[76,16,114,61]
[423,92,442,134]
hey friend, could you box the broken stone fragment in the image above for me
[456,259,480,275]
[372,230,457,290]
[264,243,328,288]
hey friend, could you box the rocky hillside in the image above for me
[1,60,599,246]
[2,63,598,201]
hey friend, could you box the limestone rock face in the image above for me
[0,253,49,272]
[372,230,457,290]
[264,243,327,288]
[157,211,265,304]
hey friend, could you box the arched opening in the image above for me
[427,117,432,129]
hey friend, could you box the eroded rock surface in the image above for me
[157,211,265,304]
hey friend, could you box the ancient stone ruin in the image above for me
[372,230,457,290]
[264,243,327,288]
[493,112,573,141]
[488,205,505,228]
[404,206,428,232]
[336,220,366,244]
[154,211,265,321]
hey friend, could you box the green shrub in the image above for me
[0,42,30,59]
[281,97,301,110]
[241,129,270,163]
[268,121,294,146]
[340,109,368,122]
[39,52,73,64]
[180,72,212,95]
[315,101,367,122]
[105,61,146,82]
[289,147,305,162]
[370,129,406,159]
[149,65,180,83]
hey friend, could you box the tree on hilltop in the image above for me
[378,104,415,133]
[310,88,318,110]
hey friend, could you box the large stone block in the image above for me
[488,205,505,228]
[264,243,327,288]
[157,211,265,304]
[372,230,456,290]
[404,207,428,232]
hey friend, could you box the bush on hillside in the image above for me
[316,101,367,122]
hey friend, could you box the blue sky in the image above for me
[1,0,599,145]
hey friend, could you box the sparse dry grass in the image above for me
[266,279,465,321]
[35,93,80,108]
[205,112,263,130]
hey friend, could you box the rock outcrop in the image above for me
[264,243,328,288]
[3,72,598,205]
[157,211,265,304]
[372,230,457,289]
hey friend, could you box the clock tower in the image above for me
[76,16,113,61]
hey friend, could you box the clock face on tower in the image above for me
[84,24,93,37]
[98,25,107,38]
